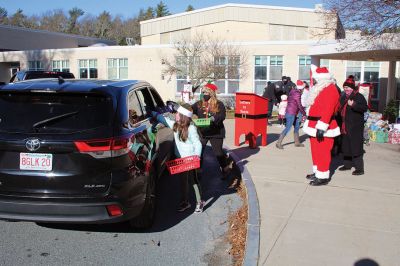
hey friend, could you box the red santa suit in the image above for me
[302,65,340,181]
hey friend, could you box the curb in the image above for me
[224,145,260,266]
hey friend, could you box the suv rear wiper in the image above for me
[32,111,79,129]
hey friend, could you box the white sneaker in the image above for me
[194,201,205,213]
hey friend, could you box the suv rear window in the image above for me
[0,92,113,134]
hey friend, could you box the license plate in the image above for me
[20,153,53,171]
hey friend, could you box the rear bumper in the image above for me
[0,195,145,224]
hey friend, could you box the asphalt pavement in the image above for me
[0,147,242,266]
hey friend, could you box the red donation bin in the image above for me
[234,92,268,148]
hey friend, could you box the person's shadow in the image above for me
[37,146,240,233]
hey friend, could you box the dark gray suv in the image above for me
[0,79,173,228]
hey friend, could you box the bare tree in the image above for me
[39,9,68,32]
[78,14,97,37]
[320,0,400,47]
[161,33,248,92]
[9,9,28,27]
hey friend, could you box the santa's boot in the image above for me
[275,133,285,149]
[294,132,304,147]
[309,177,331,186]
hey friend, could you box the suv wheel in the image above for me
[129,168,156,229]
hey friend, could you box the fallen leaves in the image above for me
[227,182,248,266]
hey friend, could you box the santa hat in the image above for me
[311,64,332,81]
[296,80,305,90]
[343,78,356,90]
[177,105,193,118]
[204,83,218,91]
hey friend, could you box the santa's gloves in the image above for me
[316,129,325,142]
[166,101,180,113]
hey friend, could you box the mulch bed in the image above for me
[227,180,248,266]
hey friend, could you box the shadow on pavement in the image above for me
[330,155,344,178]
[37,146,238,233]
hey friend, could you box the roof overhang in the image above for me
[309,34,400,61]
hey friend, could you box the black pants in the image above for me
[181,170,202,203]
[267,101,274,118]
[343,154,364,171]
[200,137,228,170]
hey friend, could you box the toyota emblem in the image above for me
[26,138,41,152]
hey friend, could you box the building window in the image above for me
[176,56,200,92]
[346,61,381,110]
[78,59,98,79]
[298,55,311,81]
[107,58,128,79]
[363,62,380,99]
[345,61,362,81]
[254,55,283,95]
[51,60,70,72]
[320,59,330,69]
[28,61,44,70]
[214,56,240,94]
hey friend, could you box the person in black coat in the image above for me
[338,78,368,175]
[262,81,277,118]
[192,83,229,177]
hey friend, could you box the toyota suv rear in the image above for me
[0,79,173,228]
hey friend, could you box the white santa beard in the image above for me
[307,79,336,107]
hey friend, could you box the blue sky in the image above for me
[0,0,322,18]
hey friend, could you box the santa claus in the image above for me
[302,65,341,186]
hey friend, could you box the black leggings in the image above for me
[343,155,364,171]
[181,170,202,203]
[200,137,228,169]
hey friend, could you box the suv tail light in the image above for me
[74,135,134,158]
[106,205,123,217]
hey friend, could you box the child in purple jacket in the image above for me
[276,80,307,149]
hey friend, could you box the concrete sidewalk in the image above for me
[224,119,400,266]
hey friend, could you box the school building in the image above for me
[0,3,399,112]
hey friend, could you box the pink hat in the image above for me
[311,65,332,81]
[296,80,305,89]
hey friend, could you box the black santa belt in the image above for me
[234,113,268,119]
[307,116,335,121]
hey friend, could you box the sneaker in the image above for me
[194,201,205,213]
[177,201,191,212]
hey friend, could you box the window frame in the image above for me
[253,55,283,95]
[298,55,311,81]
[28,61,44,71]
[107,58,128,80]
[78,59,98,79]
[345,61,381,100]
[51,60,70,72]
[213,55,241,95]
